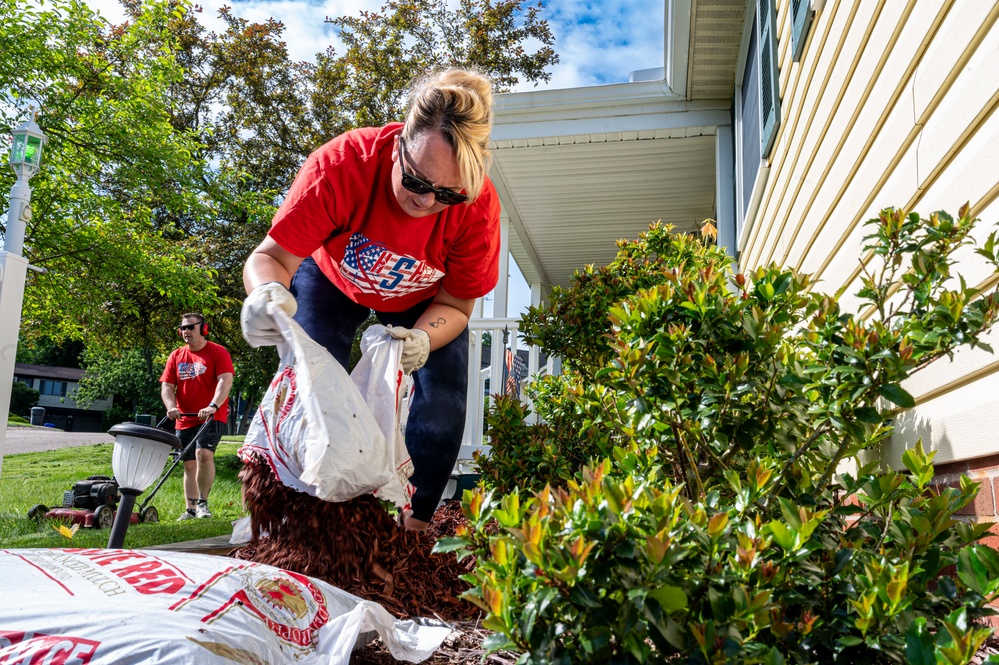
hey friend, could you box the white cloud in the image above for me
[84,0,665,89]
[536,0,665,90]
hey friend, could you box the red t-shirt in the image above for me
[160,341,235,430]
[268,123,501,312]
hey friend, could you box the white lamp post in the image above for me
[106,423,180,548]
[0,111,47,477]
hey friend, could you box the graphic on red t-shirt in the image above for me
[178,362,207,381]
[341,232,444,298]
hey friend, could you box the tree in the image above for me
[142,0,560,402]
[74,347,164,427]
[3,0,559,407]
[0,0,220,356]
[15,338,84,368]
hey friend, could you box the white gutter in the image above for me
[491,81,729,143]
[666,0,692,97]
[494,79,682,115]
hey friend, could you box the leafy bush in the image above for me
[9,381,39,417]
[477,375,614,494]
[100,404,138,430]
[442,206,999,664]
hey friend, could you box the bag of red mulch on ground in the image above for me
[0,548,450,664]
[239,306,414,508]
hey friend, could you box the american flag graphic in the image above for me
[178,362,207,381]
[340,232,444,298]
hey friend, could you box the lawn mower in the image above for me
[27,414,209,530]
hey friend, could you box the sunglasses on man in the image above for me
[398,136,469,206]
[177,323,201,331]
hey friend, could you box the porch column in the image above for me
[488,219,510,409]
[526,281,542,424]
[715,125,737,259]
[463,298,485,450]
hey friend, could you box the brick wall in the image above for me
[931,454,999,551]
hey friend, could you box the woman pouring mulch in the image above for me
[231,68,500,626]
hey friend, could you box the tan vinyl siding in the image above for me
[739,0,999,466]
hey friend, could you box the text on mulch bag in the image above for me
[58,549,191,595]
[0,631,100,665]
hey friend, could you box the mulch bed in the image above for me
[231,457,516,662]
[349,622,519,664]
[230,456,481,622]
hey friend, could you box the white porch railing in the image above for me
[456,317,554,469]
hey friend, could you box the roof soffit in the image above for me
[686,0,747,100]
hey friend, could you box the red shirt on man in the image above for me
[160,341,235,430]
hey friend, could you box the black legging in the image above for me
[290,257,469,521]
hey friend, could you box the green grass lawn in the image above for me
[0,441,247,549]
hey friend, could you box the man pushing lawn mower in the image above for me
[161,312,234,520]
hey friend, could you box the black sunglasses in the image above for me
[398,136,468,205]
[178,323,200,331]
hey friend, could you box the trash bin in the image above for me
[135,414,154,426]
[29,407,45,426]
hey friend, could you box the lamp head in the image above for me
[107,423,180,492]
[8,116,46,179]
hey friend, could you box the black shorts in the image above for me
[177,421,224,462]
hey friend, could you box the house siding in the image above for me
[737,0,999,468]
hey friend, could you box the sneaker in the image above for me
[177,509,197,521]
[195,502,212,519]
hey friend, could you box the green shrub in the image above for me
[100,404,136,430]
[449,445,996,664]
[477,375,614,494]
[443,206,999,664]
[9,381,39,418]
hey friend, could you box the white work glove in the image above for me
[387,326,431,374]
[240,282,298,348]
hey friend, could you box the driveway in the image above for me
[2,427,114,455]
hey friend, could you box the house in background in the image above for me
[12,363,112,432]
[471,0,999,522]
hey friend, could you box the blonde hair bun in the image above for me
[404,69,494,201]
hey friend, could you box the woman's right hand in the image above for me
[240,282,298,348]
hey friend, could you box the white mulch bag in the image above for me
[239,306,415,508]
[0,548,450,664]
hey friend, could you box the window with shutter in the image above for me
[734,0,781,247]
[740,26,761,216]
[790,0,814,62]
[758,0,781,158]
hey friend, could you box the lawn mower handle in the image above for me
[155,412,210,428]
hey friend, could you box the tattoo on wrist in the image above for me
[428,317,446,328]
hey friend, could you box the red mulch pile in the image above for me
[230,455,480,622]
